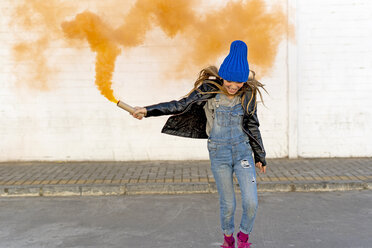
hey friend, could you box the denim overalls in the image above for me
[207,94,258,235]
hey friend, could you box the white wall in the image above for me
[0,0,371,161]
[296,0,372,157]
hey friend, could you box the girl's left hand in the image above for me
[132,107,147,120]
[255,162,266,174]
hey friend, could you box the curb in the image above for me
[0,180,370,197]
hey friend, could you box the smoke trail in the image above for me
[61,0,197,103]
[61,12,121,103]
[10,0,292,101]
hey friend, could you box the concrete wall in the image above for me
[0,0,371,161]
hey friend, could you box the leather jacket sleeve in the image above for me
[246,98,267,166]
[145,82,215,117]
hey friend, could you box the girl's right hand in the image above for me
[132,107,147,120]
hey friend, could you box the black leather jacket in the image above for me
[145,79,267,166]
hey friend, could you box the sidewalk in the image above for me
[0,158,371,197]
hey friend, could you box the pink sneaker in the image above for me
[237,231,252,248]
[221,234,235,248]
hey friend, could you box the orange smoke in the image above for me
[183,0,289,76]
[61,12,121,103]
[112,0,289,76]
[13,38,52,90]
[11,0,292,102]
[114,0,196,46]
[10,0,76,90]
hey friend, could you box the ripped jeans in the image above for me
[208,137,258,235]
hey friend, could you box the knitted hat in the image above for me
[218,40,249,82]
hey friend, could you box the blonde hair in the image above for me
[185,66,267,114]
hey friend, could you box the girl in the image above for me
[132,40,266,248]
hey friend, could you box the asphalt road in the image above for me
[0,191,371,248]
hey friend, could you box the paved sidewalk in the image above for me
[0,158,371,197]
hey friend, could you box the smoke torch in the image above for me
[117,100,144,117]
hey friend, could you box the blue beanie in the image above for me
[218,40,249,82]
